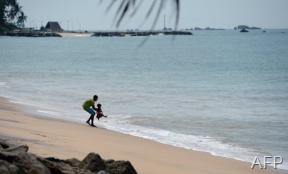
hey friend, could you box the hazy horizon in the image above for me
[18,0,288,30]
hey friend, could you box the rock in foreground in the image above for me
[0,139,137,174]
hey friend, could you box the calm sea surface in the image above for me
[1,30,288,167]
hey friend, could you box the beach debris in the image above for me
[0,140,138,174]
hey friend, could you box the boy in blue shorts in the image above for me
[82,95,98,127]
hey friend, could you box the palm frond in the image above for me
[104,0,180,29]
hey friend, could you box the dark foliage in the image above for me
[0,0,26,33]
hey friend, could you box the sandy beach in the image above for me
[0,97,283,174]
[57,32,93,37]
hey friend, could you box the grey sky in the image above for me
[18,0,288,30]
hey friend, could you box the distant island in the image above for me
[234,25,262,30]
[193,27,225,31]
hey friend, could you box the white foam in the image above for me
[97,117,256,161]
[8,98,45,109]
[9,99,32,105]
[98,116,288,170]
[0,81,9,88]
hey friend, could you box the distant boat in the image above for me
[240,28,249,32]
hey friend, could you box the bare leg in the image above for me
[86,114,94,125]
[86,118,90,125]
[90,114,96,127]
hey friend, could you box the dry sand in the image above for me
[0,97,283,174]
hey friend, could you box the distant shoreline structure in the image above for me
[234,25,262,30]
[2,21,192,37]
[91,30,193,37]
[3,30,193,38]
[2,21,287,38]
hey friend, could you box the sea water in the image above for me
[1,30,288,168]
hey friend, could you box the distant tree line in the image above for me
[0,0,26,33]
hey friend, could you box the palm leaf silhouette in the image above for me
[101,0,180,30]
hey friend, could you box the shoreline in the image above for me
[0,96,261,164]
[2,96,282,167]
[0,96,284,174]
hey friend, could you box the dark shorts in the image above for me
[84,107,95,115]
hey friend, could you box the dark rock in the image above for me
[0,141,138,174]
[105,161,137,174]
[0,151,21,163]
[4,145,29,153]
[0,151,51,174]
[0,140,28,153]
[0,141,10,149]
[41,156,96,174]
[105,159,115,164]
[97,170,109,174]
[0,159,21,174]
[5,31,62,37]
[16,153,51,174]
[240,28,249,33]
[64,158,81,168]
[39,157,75,174]
[80,153,105,173]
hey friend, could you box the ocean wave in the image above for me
[96,114,288,170]
[0,81,9,88]
[1,94,287,170]
[97,116,260,162]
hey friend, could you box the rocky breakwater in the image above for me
[0,140,137,174]
[5,31,62,37]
